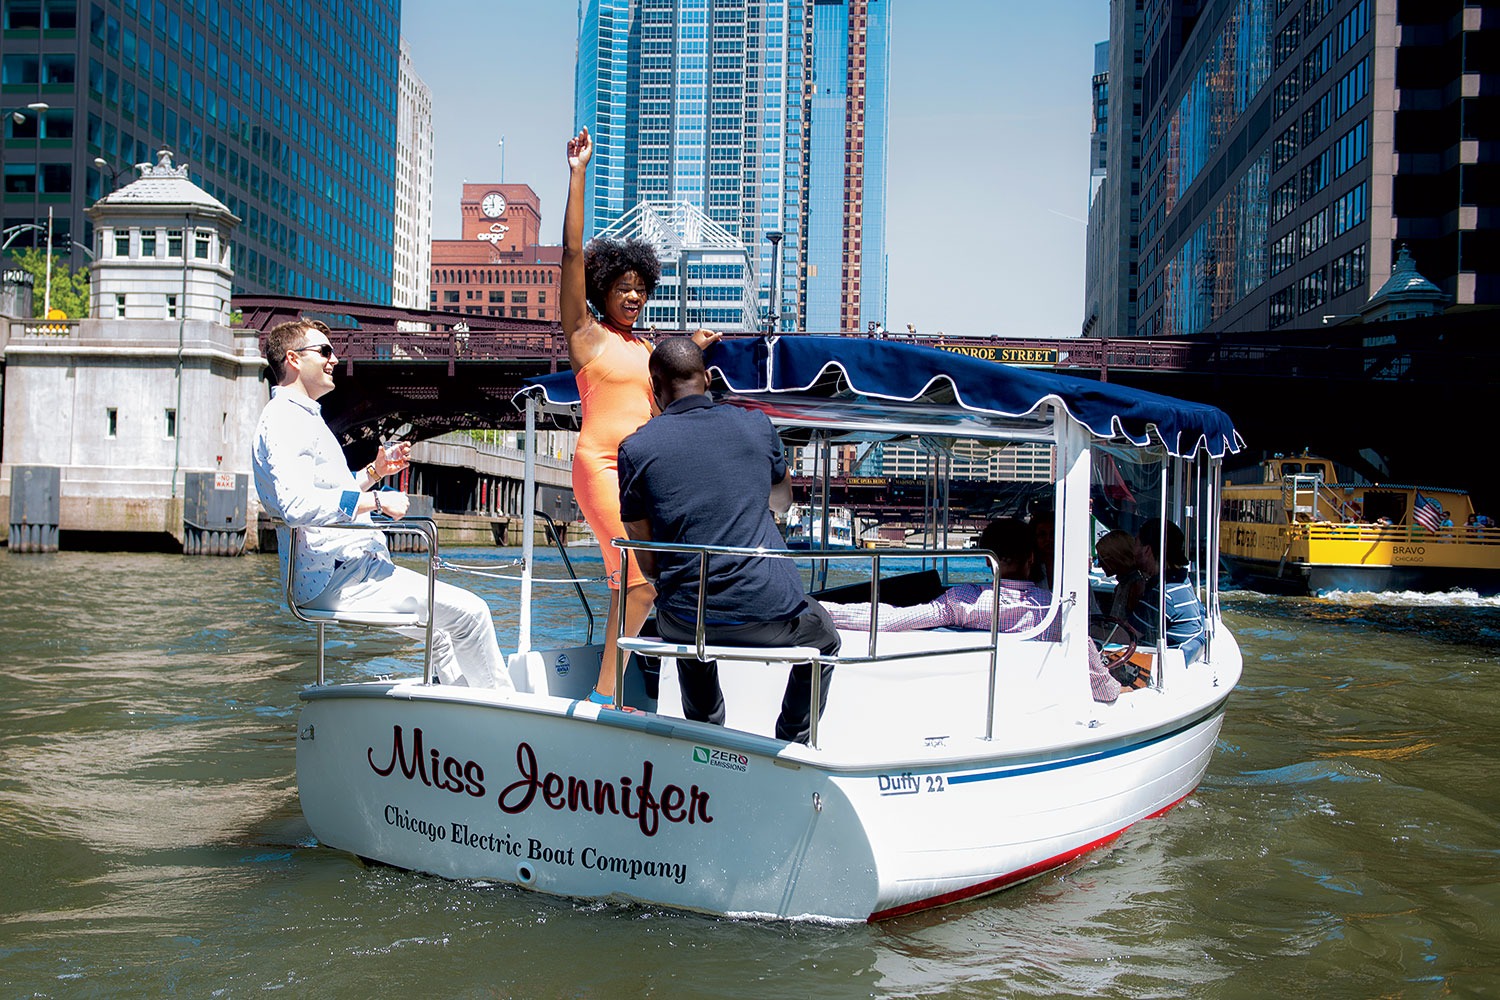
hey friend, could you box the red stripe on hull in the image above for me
[868,788,1200,922]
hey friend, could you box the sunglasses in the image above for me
[293,344,336,359]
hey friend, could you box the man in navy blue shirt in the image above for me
[617,338,839,744]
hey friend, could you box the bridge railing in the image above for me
[329,328,566,370]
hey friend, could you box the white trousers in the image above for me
[305,553,511,689]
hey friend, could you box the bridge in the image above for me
[237,295,1500,510]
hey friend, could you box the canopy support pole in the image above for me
[517,395,537,655]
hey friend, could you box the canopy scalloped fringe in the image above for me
[516,336,1244,460]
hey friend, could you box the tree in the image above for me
[9,247,90,319]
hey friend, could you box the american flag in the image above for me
[1412,492,1442,532]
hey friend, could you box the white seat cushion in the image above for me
[617,637,823,662]
[294,607,424,628]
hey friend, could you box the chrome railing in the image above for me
[285,517,439,685]
[614,540,1049,745]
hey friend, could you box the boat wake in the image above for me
[1221,586,1500,608]
[1316,589,1500,608]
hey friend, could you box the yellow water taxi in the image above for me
[1220,455,1500,594]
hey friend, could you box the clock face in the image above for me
[481,192,506,218]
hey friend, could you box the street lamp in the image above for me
[4,103,50,256]
[1,223,48,252]
[764,230,783,334]
[92,156,131,196]
[5,101,49,126]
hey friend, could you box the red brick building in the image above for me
[429,183,561,321]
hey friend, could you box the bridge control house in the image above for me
[0,150,264,553]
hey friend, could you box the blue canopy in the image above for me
[517,336,1243,459]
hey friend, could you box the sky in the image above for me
[403,1,1108,340]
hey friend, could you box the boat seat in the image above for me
[618,636,825,663]
[292,606,426,628]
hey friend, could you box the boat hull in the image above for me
[1221,553,1500,596]
[295,685,1229,921]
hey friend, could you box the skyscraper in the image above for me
[575,0,889,332]
[1,0,400,304]
[805,0,890,333]
[392,37,434,311]
[1081,39,1111,337]
[1089,0,1500,338]
[1087,2,1147,339]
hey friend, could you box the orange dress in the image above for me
[572,328,653,589]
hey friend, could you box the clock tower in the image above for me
[431,179,563,322]
[459,183,542,252]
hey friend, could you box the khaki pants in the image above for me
[306,552,510,689]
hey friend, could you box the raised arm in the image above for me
[562,128,605,368]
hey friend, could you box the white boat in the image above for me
[288,336,1245,922]
[784,503,859,548]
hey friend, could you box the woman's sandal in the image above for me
[587,688,640,713]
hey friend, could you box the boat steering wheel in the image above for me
[1088,615,1137,668]
[1089,615,1148,688]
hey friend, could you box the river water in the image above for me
[2,547,1498,998]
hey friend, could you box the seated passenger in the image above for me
[826,518,1123,703]
[1095,529,1149,623]
[825,519,1056,638]
[1130,519,1207,664]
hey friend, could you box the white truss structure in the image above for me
[596,200,759,332]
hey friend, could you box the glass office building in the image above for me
[575,0,809,330]
[576,0,888,332]
[1091,0,1500,337]
[1,0,400,304]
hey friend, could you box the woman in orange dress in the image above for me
[563,127,720,704]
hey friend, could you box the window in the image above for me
[1299,207,1329,257]
[1330,243,1367,296]
[1301,150,1331,199]
[39,163,72,194]
[1303,0,1333,32]
[1333,118,1368,178]
[1271,232,1296,275]
[1274,15,1301,67]
[140,230,156,256]
[106,407,118,438]
[4,1,41,29]
[1298,266,1327,313]
[114,293,127,318]
[194,231,211,259]
[511,290,528,304]
[443,290,458,303]
[166,229,182,256]
[1,55,40,85]
[115,232,130,256]
[165,294,178,318]
[488,290,503,303]
[164,408,177,439]
[1336,0,1369,58]
[1335,57,1370,118]
[1272,179,1299,224]
[1273,123,1299,171]
[42,54,75,84]
[1332,181,1368,236]
[511,306,528,318]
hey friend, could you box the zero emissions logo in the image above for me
[692,746,749,773]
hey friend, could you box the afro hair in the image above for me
[584,237,661,316]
